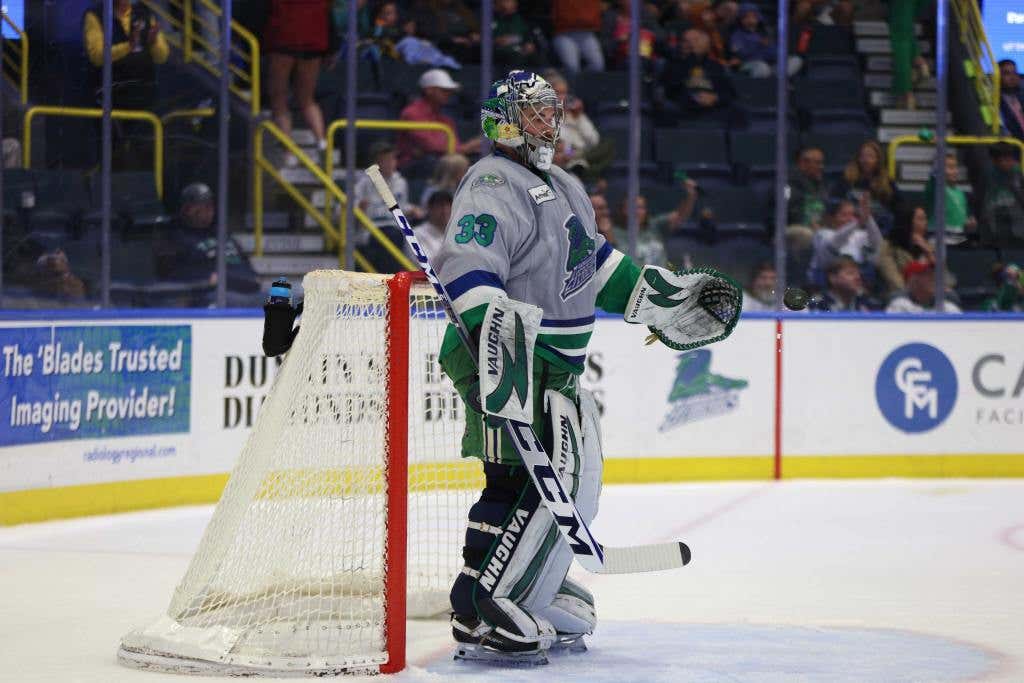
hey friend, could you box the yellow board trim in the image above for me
[3,455,1023,526]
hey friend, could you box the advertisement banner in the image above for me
[782,318,1024,457]
[0,324,191,447]
[583,317,776,458]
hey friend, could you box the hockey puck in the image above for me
[783,287,808,311]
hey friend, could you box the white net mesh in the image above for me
[119,271,478,676]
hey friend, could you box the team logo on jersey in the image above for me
[528,183,556,205]
[560,214,596,300]
[659,349,748,432]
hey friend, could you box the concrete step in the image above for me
[864,73,935,90]
[894,145,939,162]
[854,21,922,38]
[880,109,950,125]
[857,38,930,55]
[251,254,340,277]
[898,163,967,182]
[245,211,290,230]
[234,232,327,254]
[870,90,937,108]
[878,126,934,142]
[866,55,934,73]
[278,166,350,186]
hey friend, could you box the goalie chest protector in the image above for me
[436,153,614,372]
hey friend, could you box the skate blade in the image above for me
[551,634,588,654]
[453,643,549,667]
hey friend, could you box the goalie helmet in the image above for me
[481,70,563,171]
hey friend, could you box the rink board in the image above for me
[1,310,1023,524]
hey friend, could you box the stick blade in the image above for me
[596,542,691,574]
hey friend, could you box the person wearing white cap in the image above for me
[397,68,482,170]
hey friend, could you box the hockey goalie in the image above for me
[431,70,742,665]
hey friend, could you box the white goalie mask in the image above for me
[481,70,564,171]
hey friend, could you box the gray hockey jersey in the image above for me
[433,152,634,374]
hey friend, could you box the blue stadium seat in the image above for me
[730,130,798,180]
[803,55,861,81]
[947,247,1000,309]
[654,128,730,177]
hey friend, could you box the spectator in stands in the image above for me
[886,261,962,313]
[32,249,88,302]
[888,0,931,110]
[83,1,169,110]
[925,152,977,245]
[3,138,21,169]
[981,142,1024,246]
[397,69,482,173]
[154,183,261,305]
[407,0,480,64]
[831,140,898,233]
[405,190,453,263]
[999,60,1024,139]
[354,141,420,272]
[877,205,932,296]
[982,262,1024,312]
[808,255,881,312]
[493,0,542,67]
[810,194,883,287]
[742,261,776,312]
[729,4,803,78]
[551,0,605,73]
[543,69,616,180]
[589,190,615,246]
[793,0,853,27]
[786,145,829,252]
[362,1,402,62]
[686,1,731,65]
[602,0,661,70]
[714,1,741,39]
[264,0,334,167]
[420,153,470,206]
[613,179,699,266]
[395,17,462,69]
[659,28,737,125]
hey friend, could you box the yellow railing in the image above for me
[140,0,260,115]
[161,107,215,126]
[253,120,416,272]
[1,11,28,105]
[952,0,1000,134]
[22,106,165,198]
[888,134,1024,179]
[323,118,456,228]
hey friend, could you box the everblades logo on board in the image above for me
[560,214,596,300]
[659,349,748,432]
[875,343,957,433]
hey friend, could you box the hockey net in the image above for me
[119,271,478,676]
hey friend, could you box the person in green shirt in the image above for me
[925,152,977,245]
[493,0,542,66]
[981,142,1024,247]
[612,178,699,267]
[982,262,1024,312]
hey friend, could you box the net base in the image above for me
[118,614,386,677]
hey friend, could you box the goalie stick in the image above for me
[365,164,690,575]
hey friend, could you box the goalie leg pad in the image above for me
[520,390,603,636]
[449,462,558,653]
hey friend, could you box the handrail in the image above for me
[323,118,457,222]
[161,107,215,125]
[139,0,260,115]
[951,0,1000,134]
[887,134,1024,179]
[1,11,28,105]
[253,120,416,271]
[22,106,165,198]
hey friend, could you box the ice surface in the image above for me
[1,480,1021,682]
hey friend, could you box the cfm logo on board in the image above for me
[659,349,748,432]
[875,343,958,433]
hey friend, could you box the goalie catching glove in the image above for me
[624,265,742,350]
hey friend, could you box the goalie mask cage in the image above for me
[118,271,478,676]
